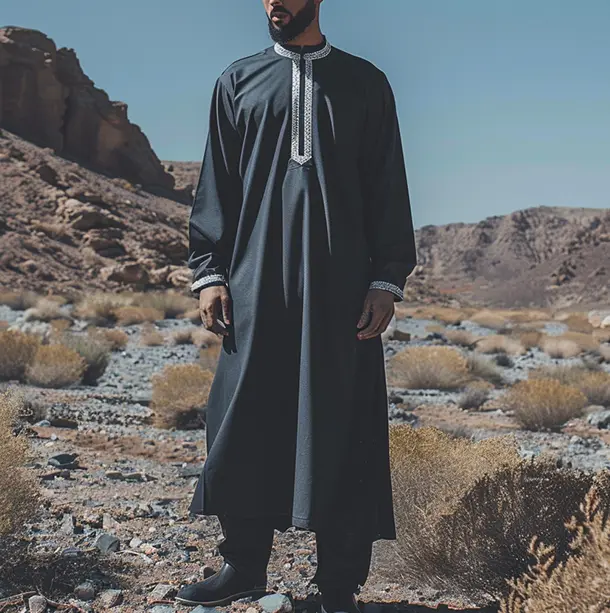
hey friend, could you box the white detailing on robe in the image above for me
[191,273,227,293]
[368,280,404,301]
[273,41,332,165]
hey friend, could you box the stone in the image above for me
[99,589,123,608]
[587,409,610,429]
[28,594,48,613]
[149,584,177,601]
[74,581,96,600]
[257,594,294,613]
[190,607,220,613]
[47,453,79,469]
[392,329,412,342]
[149,607,176,613]
[95,532,120,554]
[99,262,149,286]
[60,513,75,535]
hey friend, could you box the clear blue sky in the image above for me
[3,0,610,227]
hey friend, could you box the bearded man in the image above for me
[176,1,417,611]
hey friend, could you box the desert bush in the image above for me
[578,371,610,407]
[503,378,588,431]
[466,353,504,385]
[474,334,526,356]
[0,290,40,310]
[192,327,223,348]
[73,292,131,326]
[554,311,595,334]
[387,346,471,390]
[381,424,606,602]
[26,298,70,323]
[140,323,165,346]
[88,327,129,351]
[199,344,223,371]
[0,330,40,381]
[593,328,610,343]
[0,390,41,535]
[424,323,445,335]
[114,306,164,326]
[171,328,195,345]
[402,305,469,326]
[511,329,543,350]
[468,309,510,331]
[501,309,552,324]
[151,363,213,429]
[598,343,610,363]
[495,353,514,368]
[443,329,481,347]
[458,384,491,410]
[559,330,600,352]
[58,332,110,385]
[501,477,610,613]
[25,345,86,388]
[539,336,582,359]
[132,291,197,319]
[528,363,589,387]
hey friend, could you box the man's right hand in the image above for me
[199,285,232,337]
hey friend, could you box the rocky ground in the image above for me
[1,303,609,612]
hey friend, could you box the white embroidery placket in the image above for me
[274,41,332,165]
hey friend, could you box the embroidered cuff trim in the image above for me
[191,274,226,292]
[369,281,404,301]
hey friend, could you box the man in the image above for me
[176,0,417,611]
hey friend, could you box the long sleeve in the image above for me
[188,75,242,295]
[360,70,417,302]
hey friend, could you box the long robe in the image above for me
[187,37,417,542]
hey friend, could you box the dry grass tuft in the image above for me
[380,425,601,601]
[26,298,70,322]
[114,306,164,326]
[171,328,195,345]
[0,390,41,535]
[131,291,197,319]
[468,309,510,331]
[0,330,41,382]
[401,305,471,326]
[539,336,583,359]
[192,328,223,348]
[474,334,526,356]
[593,328,610,344]
[73,292,132,326]
[387,346,471,390]
[0,290,40,311]
[199,344,223,372]
[151,363,213,429]
[25,345,86,388]
[443,329,481,347]
[501,475,610,613]
[503,378,588,431]
[88,327,129,351]
[557,330,600,352]
[466,353,504,386]
[554,311,595,334]
[140,323,165,347]
[58,333,111,385]
[511,329,544,350]
[458,384,491,410]
[501,309,552,324]
[597,343,610,363]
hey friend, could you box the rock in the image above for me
[602,315,610,329]
[105,470,124,480]
[0,27,178,196]
[381,315,396,342]
[257,594,294,613]
[48,417,78,429]
[178,465,203,478]
[149,607,176,613]
[36,163,59,185]
[60,513,75,535]
[392,329,412,342]
[57,199,121,231]
[587,409,610,429]
[589,310,610,328]
[48,453,79,469]
[99,263,149,286]
[74,581,96,601]
[95,532,120,553]
[129,536,143,549]
[190,607,220,613]
[149,583,177,601]
[103,513,121,531]
[28,594,48,613]
[61,546,82,558]
[99,589,123,608]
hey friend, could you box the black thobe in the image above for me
[187,37,417,542]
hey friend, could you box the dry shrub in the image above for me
[27,298,70,322]
[501,309,551,324]
[387,346,471,390]
[554,311,595,334]
[140,323,165,346]
[49,318,72,336]
[25,345,86,388]
[593,328,610,343]
[578,371,610,407]
[558,330,600,352]
[501,476,610,613]
[530,364,610,407]
[503,378,588,431]
[402,305,469,325]
[424,323,446,335]
[171,328,195,345]
[381,425,606,602]
[474,334,526,356]
[511,329,543,350]
[88,327,129,351]
[73,292,132,326]
[539,336,582,359]
[468,309,509,331]
[443,329,481,347]
[183,308,203,325]
[466,353,504,385]
[0,290,40,310]
[58,332,110,385]
[0,330,40,381]
[151,363,213,429]
[0,390,41,535]
[132,291,197,319]
[598,343,610,363]
[114,306,164,326]
[458,384,491,410]
[200,344,222,371]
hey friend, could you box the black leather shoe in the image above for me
[320,590,362,613]
[175,561,267,606]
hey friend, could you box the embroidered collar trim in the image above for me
[273,40,332,61]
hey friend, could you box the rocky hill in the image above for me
[0,26,189,203]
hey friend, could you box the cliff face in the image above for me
[0,26,185,200]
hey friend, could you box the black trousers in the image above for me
[217,515,373,593]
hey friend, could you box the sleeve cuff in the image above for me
[191,273,227,293]
[368,280,404,301]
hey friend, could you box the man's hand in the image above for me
[356,289,395,340]
[199,285,232,337]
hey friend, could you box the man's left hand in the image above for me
[356,289,395,340]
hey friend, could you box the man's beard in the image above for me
[267,0,317,44]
